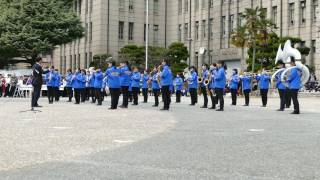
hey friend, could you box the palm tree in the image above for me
[231,26,247,71]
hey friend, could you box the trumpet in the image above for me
[204,79,210,86]
[198,77,203,84]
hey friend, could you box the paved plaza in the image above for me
[0,95,320,180]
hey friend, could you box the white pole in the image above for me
[145,0,149,70]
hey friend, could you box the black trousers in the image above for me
[80,88,86,102]
[66,87,73,101]
[215,88,224,110]
[176,90,181,103]
[47,86,55,103]
[260,89,268,106]
[85,87,90,100]
[161,86,171,109]
[110,88,120,109]
[285,87,291,108]
[189,88,198,105]
[142,88,148,102]
[74,89,81,104]
[54,87,60,101]
[121,86,129,107]
[31,85,42,107]
[90,87,96,102]
[243,89,251,105]
[278,89,286,110]
[290,89,300,113]
[153,89,160,106]
[201,87,208,107]
[132,87,139,105]
[230,89,237,105]
[128,91,133,102]
[95,88,102,105]
[209,89,216,108]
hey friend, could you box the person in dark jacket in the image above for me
[31,57,44,110]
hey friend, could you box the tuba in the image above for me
[271,40,310,87]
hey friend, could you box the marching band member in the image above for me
[105,61,121,110]
[188,66,198,106]
[200,64,209,108]
[119,61,132,108]
[229,69,239,106]
[208,63,217,109]
[240,72,252,106]
[286,58,301,114]
[214,61,226,111]
[275,61,286,111]
[131,66,141,105]
[151,67,160,107]
[174,73,183,103]
[45,66,56,104]
[72,69,83,104]
[141,70,150,103]
[160,59,173,110]
[89,68,96,103]
[65,69,73,102]
[93,68,103,106]
[54,69,61,102]
[255,69,271,107]
[80,69,87,103]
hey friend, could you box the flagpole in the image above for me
[145,0,149,70]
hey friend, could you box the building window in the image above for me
[184,0,188,12]
[221,16,226,36]
[184,23,188,41]
[154,0,159,14]
[312,40,316,53]
[300,1,306,24]
[85,53,88,69]
[78,0,82,14]
[89,22,92,43]
[237,13,242,26]
[153,25,159,43]
[128,22,134,40]
[272,6,277,26]
[89,0,93,14]
[229,14,234,32]
[178,0,182,14]
[85,0,88,14]
[119,21,124,40]
[77,54,81,69]
[178,24,182,41]
[209,18,213,38]
[195,0,199,11]
[129,0,134,13]
[289,3,295,26]
[73,55,76,71]
[202,20,206,39]
[89,52,93,64]
[119,0,125,11]
[202,0,206,9]
[85,23,88,42]
[210,0,213,7]
[313,0,318,21]
[195,21,199,40]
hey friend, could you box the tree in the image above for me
[0,0,84,68]
[118,45,167,69]
[165,42,189,75]
[118,45,145,67]
[231,26,247,71]
[231,7,275,72]
[246,33,311,71]
[89,54,112,71]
